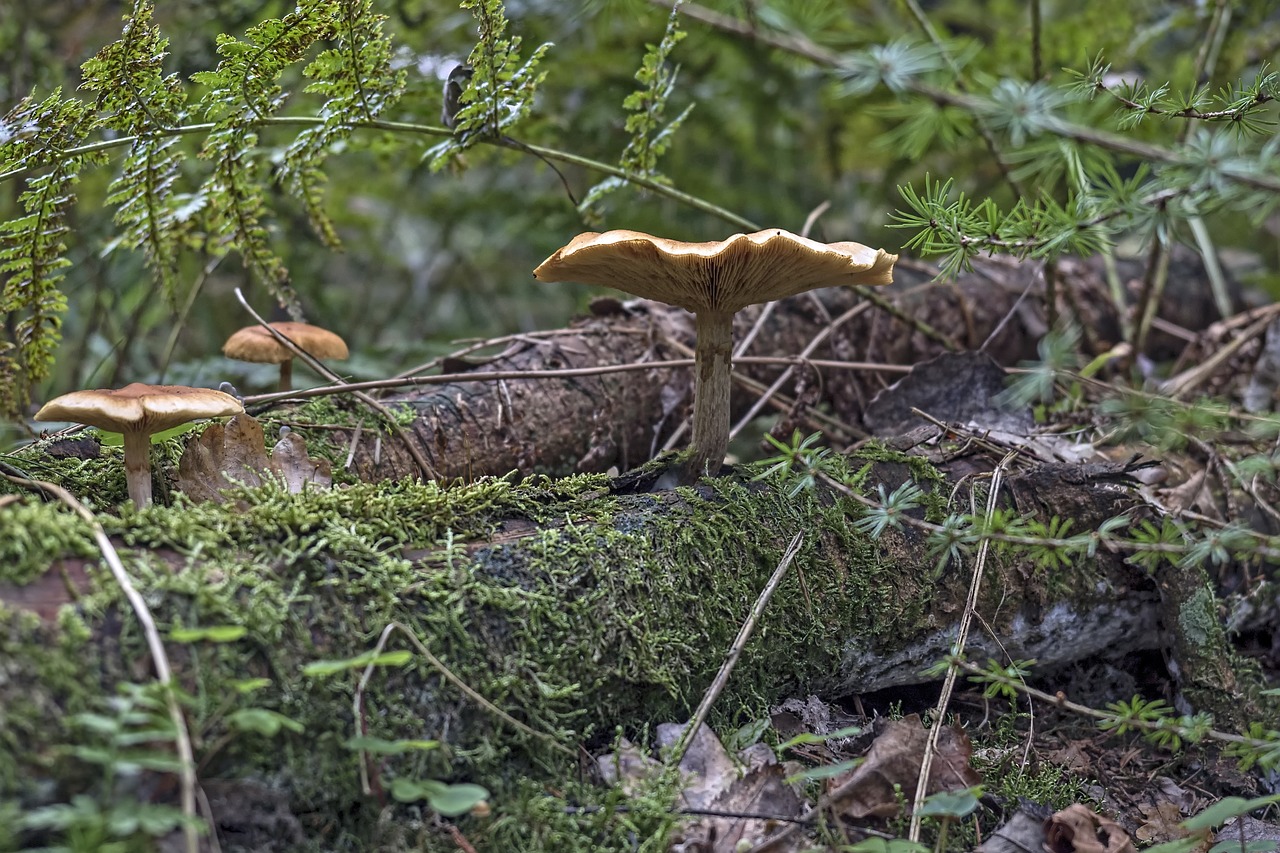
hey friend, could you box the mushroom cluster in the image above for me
[31,317,351,508]
[535,228,896,481]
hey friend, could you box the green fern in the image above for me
[0,91,96,418]
[581,1,694,212]
[282,0,406,248]
[189,7,339,316]
[426,0,552,171]
[80,1,189,302]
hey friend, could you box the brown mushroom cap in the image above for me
[34,383,244,433]
[532,228,898,313]
[222,322,349,364]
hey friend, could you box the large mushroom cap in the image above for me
[222,322,349,364]
[533,228,897,314]
[34,383,244,434]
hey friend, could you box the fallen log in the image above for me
[324,250,1226,481]
[2,442,1245,849]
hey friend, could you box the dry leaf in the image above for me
[176,413,274,503]
[271,431,331,493]
[597,723,807,853]
[1045,740,1093,773]
[177,416,331,502]
[595,738,658,797]
[1045,804,1136,853]
[1136,801,1187,843]
[826,714,982,821]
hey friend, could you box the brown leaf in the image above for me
[176,416,331,502]
[597,725,807,853]
[827,714,982,821]
[1045,804,1136,853]
[271,431,331,493]
[670,734,806,853]
[1136,801,1188,843]
[176,414,274,503]
[1045,740,1093,773]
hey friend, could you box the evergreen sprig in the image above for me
[1070,55,1278,134]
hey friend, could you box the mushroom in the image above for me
[34,383,244,507]
[533,228,896,481]
[222,322,349,392]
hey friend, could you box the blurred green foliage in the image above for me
[2,0,1279,437]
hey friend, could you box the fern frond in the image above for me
[282,0,407,248]
[81,1,190,302]
[191,5,338,314]
[581,1,691,212]
[427,0,552,171]
[0,92,95,418]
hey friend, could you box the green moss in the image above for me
[475,773,685,852]
[0,444,130,508]
[0,501,96,584]
[1177,585,1217,648]
[0,605,96,793]
[846,442,950,521]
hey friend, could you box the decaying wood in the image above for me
[339,251,1230,482]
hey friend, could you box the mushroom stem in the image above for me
[686,309,735,482]
[278,359,294,393]
[122,429,154,507]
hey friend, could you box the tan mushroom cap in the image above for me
[222,322,349,364]
[533,228,898,314]
[34,383,244,433]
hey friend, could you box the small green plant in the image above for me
[1144,794,1280,853]
[753,429,834,497]
[14,683,192,852]
[579,0,694,214]
[916,788,981,853]
[305,643,492,819]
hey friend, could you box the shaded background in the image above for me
[3,0,1279,435]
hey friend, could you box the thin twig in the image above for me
[668,531,804,767]
[727,302,874,441]
[1157,309,1277,399]
[243,356,911,407]
[0,116,757,231]
[353,621,573,760]
[0,473,203,853]
[724,201,833,376]
[908,453,1013,842]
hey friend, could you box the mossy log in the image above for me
[0,444,1252,849]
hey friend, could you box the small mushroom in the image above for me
[34,383,244,507]
[222,321,349,392]
[534,228,896,481]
